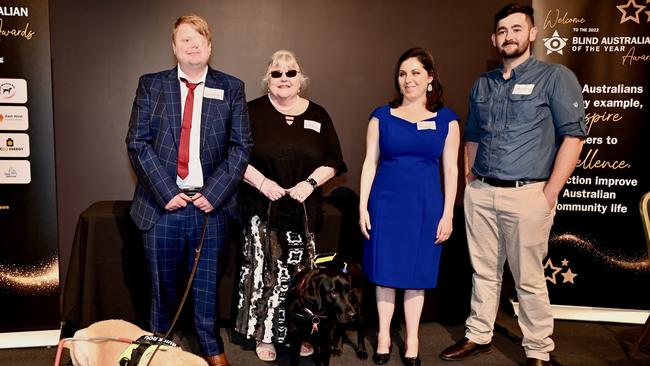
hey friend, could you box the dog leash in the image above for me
[264,201,317,271]
[54,212,210,366]
[144,213,210,366]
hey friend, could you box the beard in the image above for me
[498,39,531,59]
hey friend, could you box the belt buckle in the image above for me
[182,187,201,197]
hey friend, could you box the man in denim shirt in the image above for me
[440,4,586,366]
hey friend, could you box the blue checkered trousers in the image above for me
[126,66,251,355]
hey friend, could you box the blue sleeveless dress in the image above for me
[363,105,458,289]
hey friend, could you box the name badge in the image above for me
[512,84,535,95]
[204,87,224,100]
[304,119,321,133]
[416,121,436,130]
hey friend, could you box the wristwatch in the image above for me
[305,178,318,189]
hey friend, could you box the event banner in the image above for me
[532,0,649,313]
[0,0,60,336]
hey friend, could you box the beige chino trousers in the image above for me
[463,179,555,361]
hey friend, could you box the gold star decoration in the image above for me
[544,258,563,285]
[561,268,578,284]
[561,258,569,266]
[616,0,645,24]
[646,0,650,22]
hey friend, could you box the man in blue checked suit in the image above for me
[126,14,251,366]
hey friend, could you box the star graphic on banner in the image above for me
[616,0,645,24]
[544,258,563,285]
[561,268,578,284]
[561,258,569,266]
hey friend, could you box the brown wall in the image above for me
[50,0,521,283]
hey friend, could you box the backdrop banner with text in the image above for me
[0,0,60,345]
[527,0,649,321]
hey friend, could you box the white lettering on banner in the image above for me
[0,6,28,17]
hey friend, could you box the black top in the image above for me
[240,96,347,231]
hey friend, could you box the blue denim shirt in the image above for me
[464,57,586,181]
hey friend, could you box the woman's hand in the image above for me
[435,214,453,244]
[286,181,314,203]
[260,179,286,201]
[359,209,371,240]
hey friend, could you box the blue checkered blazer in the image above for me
[126,66,252,231]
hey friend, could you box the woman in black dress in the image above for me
[234,50,346,361]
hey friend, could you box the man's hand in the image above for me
[542,186,559,210]
[465,171,477,184]
[165,193,192,211]
[192,193,214,213]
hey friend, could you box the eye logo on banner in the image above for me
[543,30,569,54]
[616,0,646,24]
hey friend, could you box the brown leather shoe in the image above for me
[526,358,550,366]
[202,353,231,366]
[439,337,492,361]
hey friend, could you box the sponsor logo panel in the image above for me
[0,160,30,184]
[0,106,28,130]
[0,133,30,157]
[0,79,28,104]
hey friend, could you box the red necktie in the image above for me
[177,78,199,179]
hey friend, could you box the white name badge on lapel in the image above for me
[304,120,321,133]
[204,87,224,100]
[417,121,436,131]
[512,84,535,95]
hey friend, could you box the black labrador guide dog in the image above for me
[286,259,367,366]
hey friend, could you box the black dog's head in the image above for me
[302,268,357,324]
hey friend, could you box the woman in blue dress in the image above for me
[359,48,460,366]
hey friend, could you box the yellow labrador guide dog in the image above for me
[63,319,207,366]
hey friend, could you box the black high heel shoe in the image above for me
[400,353,421,366]
[372,344,392,365]
[401,348,421,366]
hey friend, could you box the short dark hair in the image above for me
[494,3,534,30]
[389,47,444,112]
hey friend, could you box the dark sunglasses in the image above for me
[270,70,299,78]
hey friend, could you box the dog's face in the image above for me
[305,268,357,324]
